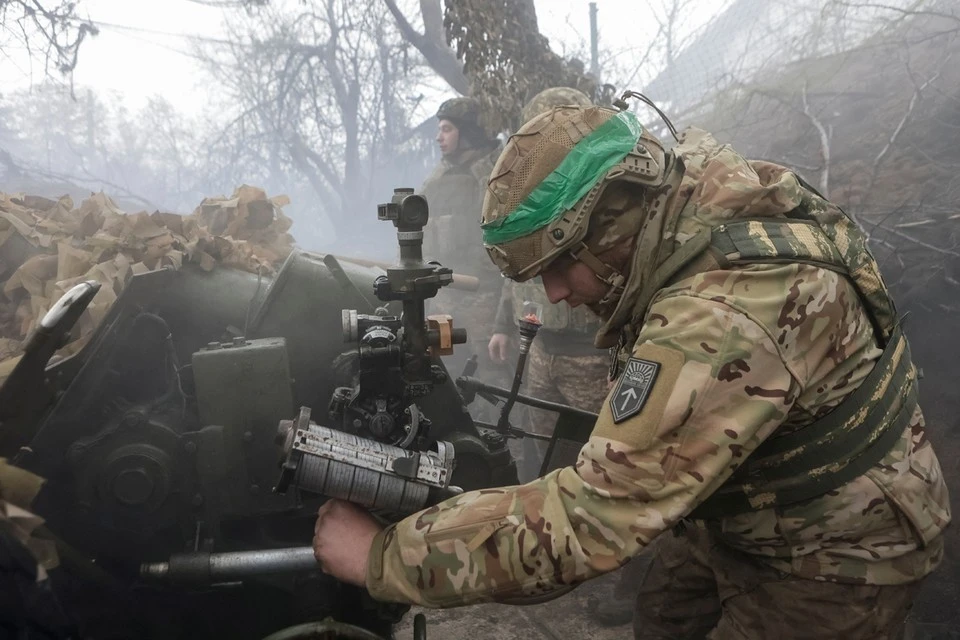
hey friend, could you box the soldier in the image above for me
[419,97,503,380]
[313,103,951,638]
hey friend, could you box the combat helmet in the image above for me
[521,87,592,125]
[436,97,480,126]
[436,97,489,149]
[480,103,669,298]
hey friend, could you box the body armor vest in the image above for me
[614,155,914,517]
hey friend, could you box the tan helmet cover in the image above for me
[521,87,592,125]
[481,105,667,281]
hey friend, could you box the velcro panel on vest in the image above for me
[636,220,848,338]
[690,326,917,518]
[711,219,847,273]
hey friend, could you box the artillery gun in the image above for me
[0,189,518,639]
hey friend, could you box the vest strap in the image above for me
[569,242,626,304]
[688,317,915,517]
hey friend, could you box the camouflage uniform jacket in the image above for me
[420,146,504,341]
[419,146,500,282]
[365,128,951,607]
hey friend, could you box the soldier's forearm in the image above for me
[364,465,661,608]
[492,283,515,334]
[365,296,800,607]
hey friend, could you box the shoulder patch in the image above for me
[610,357,661,423]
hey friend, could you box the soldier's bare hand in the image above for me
[488,333,510,362]
[312,499,383,586]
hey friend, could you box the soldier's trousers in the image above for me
[522,340,609,479]
[633,525,922,639]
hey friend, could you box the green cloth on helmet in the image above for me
[481,111,642,245]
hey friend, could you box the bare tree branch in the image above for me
[873,221,960,257]
[800,83,832,197]
[831,1,960,25]
[0,0,98,76]
[868,51,950,193]
[382,0,468,93]
[420,0,443,41]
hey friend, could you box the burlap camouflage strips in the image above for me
[0,185,295,384]
[364,127,949,609]
[0,458,58,581]
[443,0,596,132]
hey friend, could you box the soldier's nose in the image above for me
[541,272,569,304]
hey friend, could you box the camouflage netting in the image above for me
[0,185,295,382]
[443,0,596,132]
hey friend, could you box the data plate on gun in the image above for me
[291,426,452,488]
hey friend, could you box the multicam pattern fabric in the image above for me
[633,524,922,639]
[520,87,592,125]
[365,127,950,608]
[524,340,609,439]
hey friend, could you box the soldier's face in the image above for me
[540,256,609,307]
[437,119,460,155]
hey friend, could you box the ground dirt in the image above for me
[395,570,633,640]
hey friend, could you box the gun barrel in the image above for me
[140,547,318,585]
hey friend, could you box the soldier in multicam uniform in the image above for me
[419,97,504,380]
[313,102,951,638]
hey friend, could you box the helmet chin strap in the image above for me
[568,242,625,308]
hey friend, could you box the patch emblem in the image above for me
[610,357,661,423]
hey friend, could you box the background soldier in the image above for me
[488,88,606,483]
[314,103,950,639]
[488,87,645,627]
[419,97,504,384]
